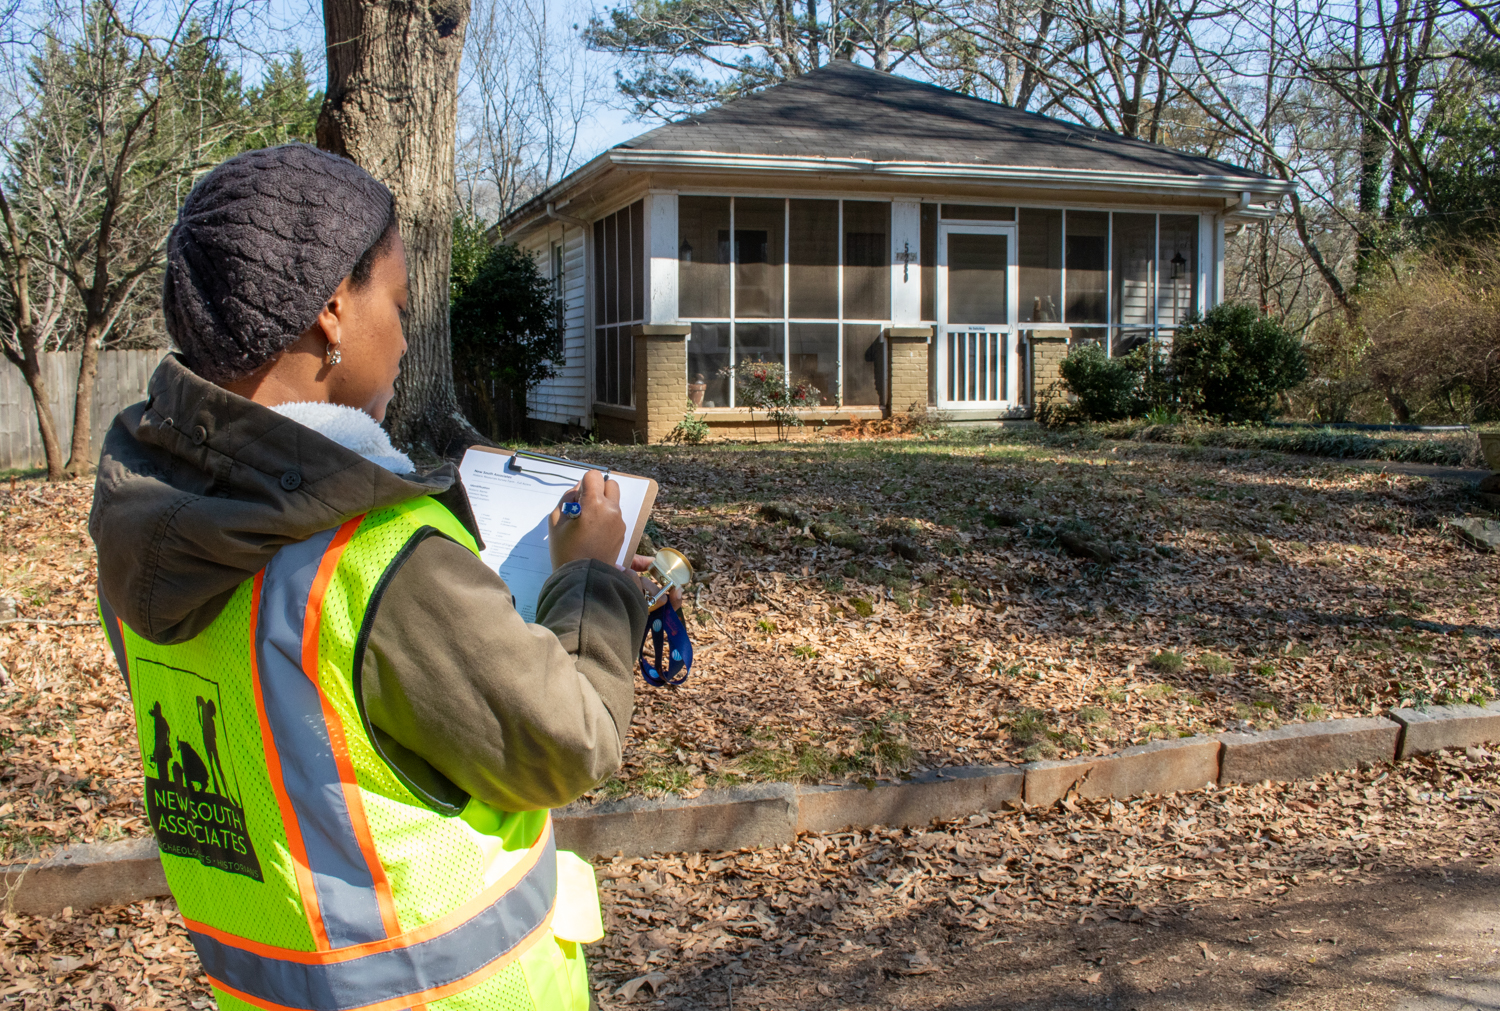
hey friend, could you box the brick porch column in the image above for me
[1028,327,1071,409]
[632,324,691,443]
[885,326,934,415]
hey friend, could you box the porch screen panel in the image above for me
[788,200,838,319]
[733,198,784,318]
[843,324,884,407]
[592,201,644,406]
[678,197,730,318]
[946,233,1008,325]
[734,322,783,370]
[1112,213,1155,356]
[677,195,897,409]
[843,201,890,320]
[689,322,730,409]
[1156,215,1198,331]
[630,200,645,322]
[1019,209,1062,324]
[790,323,838,406]
[604,213,620,324]
[1064,211,1108,325]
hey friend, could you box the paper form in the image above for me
[458,447,656,622]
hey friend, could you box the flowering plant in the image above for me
[718,360,821,441]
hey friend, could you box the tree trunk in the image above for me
[317,0,483,460]
[65,321,102,475]
[0,187,65,481]
[16,351,65,482]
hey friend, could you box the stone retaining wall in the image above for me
[7,702,1498,916]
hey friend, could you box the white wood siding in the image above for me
[525,223,591,428]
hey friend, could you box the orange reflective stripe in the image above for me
[299,516,401,938]
[204,910,554,1011]
[181,815,554,966]
[249,570,330,950]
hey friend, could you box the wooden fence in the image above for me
[0,350,168,472]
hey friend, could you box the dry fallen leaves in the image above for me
[5,746,1493,1008]
[3,434,1499,859]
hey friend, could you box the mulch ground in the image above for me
[4,746,1495,1008]
[1,430,1498,860]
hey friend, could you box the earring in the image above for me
[325,343,342,366]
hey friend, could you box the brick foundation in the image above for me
[1028,327,1070,404]
[886,327,933,417]
[628,324,690,443]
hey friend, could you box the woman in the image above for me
[90,143,649,1011]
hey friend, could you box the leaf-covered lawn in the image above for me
[570,429,1499,800]
[0,429,1497,859]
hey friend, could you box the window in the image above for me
[592,201,644,406]
[678,196,893,408]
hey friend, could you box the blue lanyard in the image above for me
[641,603,692,687]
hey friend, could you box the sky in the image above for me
[254,0,646,161]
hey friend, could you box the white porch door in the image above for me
[937,224,1019,409]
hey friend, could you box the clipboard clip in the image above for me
[506,448,611,482]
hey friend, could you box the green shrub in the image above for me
[1150,650,1185,673]
[666,401,710,444]
[450,215,563,440]
[1170,303,1308,422]
[1198,653,1233,675]
[1059,342,1139,421]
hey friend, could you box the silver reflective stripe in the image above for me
[190,825,557,1011]
[257,529,387,947]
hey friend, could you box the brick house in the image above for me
[499,60,1289,442]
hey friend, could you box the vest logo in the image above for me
[137,659,263,882]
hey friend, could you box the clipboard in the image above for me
[457,446,659,622]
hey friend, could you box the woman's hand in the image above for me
[549,470,626,569]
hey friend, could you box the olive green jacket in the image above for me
[91,355,646,812]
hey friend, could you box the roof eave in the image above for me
[500,147,1292,239]
[608,149,1293,198]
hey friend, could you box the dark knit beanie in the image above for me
[163,142,396,384]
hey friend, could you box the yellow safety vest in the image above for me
[99,498,601,1011]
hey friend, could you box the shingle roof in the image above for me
[619,61,1266,180]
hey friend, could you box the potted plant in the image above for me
[688,372,708,409]
[1480,432,1500,474]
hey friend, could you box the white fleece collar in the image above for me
[270,401,415,475]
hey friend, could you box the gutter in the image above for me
[545,201,590,230]
[501,147,1291,238]
[605,149,1295,197]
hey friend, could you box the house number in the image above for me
[895,241,918,282]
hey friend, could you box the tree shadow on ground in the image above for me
[655,866,1500,1011]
